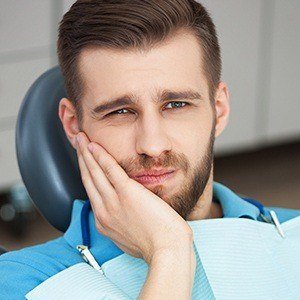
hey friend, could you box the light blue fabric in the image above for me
[26,263,130,300]
[91,215,300,299]
[190,216,300,299]
[26,214,300,299]
[1,181,299,299]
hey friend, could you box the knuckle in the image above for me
[107,201,120,215]
[105,164,116,179]
[96,212,110,227]
[95,221,107,235]
[89,166,98,177]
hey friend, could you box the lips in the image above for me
[132,169,176,185]
[133,169,175,177]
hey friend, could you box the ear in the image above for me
[214,81,230,138]
[58,98,80,149]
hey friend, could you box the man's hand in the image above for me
[75,131,193,265]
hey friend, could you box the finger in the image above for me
[77,132,118,203]
[77,142,116,235]
[77,145,104,213]
[87,140,130,192]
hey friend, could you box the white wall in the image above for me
[200,0,262,154]
[266,1,300,143]
[201,0,300,154]
[0,1,56,189]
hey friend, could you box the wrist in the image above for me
[149,235,195,267]
[149,242,197,288]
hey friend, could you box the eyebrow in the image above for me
[91,89,203,115]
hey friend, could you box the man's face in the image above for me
[76,30,217,219]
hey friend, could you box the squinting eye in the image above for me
[164,101,189,109]
[106,101,189,118]
[106,108,131,117]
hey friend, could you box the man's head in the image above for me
[58,0,230,220]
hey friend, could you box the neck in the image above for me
[186,167,223,221]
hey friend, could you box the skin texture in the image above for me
[59,29,230,298]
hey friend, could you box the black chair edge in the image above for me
[0,245,7,255]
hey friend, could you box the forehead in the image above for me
[78,30,207,105]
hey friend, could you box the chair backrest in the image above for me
[0,246,7,255]
[16,66,87,232]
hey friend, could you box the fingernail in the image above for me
[88,143,94,153]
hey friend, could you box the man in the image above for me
[1,0,299,298]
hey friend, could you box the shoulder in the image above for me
[0,236,82,298]
[264,206,300,223]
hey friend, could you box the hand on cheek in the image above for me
[75,131,193,265]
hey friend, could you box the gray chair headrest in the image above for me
[16,66,87,232]
[0,246,7,255]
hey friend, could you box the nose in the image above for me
[135,112,172,158]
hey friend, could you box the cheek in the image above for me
[87,126,134,160]
[178,120,214,167]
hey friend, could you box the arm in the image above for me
[76,132,196,298]
[139,239,196,300]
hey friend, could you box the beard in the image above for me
[169,137,214,220]
[121,115,216,220]
[149,124,215,219]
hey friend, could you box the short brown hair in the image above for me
[57,0,221,124]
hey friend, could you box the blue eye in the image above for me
[106,101,189,117]
[164,101,188,109]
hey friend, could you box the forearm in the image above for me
[138,239,196,300]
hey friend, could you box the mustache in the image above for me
[118,124,216,178]
[119,152,190,176]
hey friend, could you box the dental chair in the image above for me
[15,65,87,233]
[1,66,78,256]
